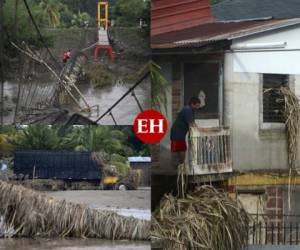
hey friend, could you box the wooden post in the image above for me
[0,0,4,126]
[32,165,36,179]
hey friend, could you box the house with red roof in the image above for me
[151,0,300,244]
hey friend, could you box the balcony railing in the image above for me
[188,127,232,175]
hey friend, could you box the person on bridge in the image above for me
[62,49,71,63]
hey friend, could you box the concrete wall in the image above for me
[232,25,300,75]
[224,26,300,172]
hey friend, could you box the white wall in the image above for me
[225,25,300,171]
[232,25,300,75]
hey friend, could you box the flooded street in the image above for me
[0,238,150,250]
[3,78,150,125]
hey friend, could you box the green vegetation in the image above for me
[150,61,168,114]
[3,0,91,50]
[12,125,77,150]
[3,0,50,48]
[84,64,115,88]
[71,11,91,28]
[3,0,149,55]
[0,125,149,174]
[113,0,150,27]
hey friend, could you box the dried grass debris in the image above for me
[151,185,250,250]
[279,87,300,172]
[0,181,150,240]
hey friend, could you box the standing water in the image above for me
[3,78,150,125]
[68,80,150,125]
[0,238,150,250]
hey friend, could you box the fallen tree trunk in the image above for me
[0,181,150,240]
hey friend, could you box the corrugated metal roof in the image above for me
[212,0,300,21]
[151,18,300,49]
[151,0,214,37]
[128,157,151,163]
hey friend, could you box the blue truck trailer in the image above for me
[14,150,102,181]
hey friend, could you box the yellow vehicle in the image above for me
[102,170,140,190]
[103,176,119,190]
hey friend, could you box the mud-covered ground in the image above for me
[46,189,150,211]
[46,189,151,220]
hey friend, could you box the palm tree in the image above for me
[12,125,76,150]
[150,61,168,114]
[39,0,62,28]
[71,11,90,28]
[70,126,130,173]
[72,126,126,154]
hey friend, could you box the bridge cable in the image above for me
[22,0,62,70]
[95,71,150,123]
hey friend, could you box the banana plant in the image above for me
[150,61,168,114]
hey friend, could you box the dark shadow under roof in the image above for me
[212,0,300,21]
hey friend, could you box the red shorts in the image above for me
[171,140,187,152]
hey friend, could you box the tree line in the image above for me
[0,125,150,173]
[2,0,150,50]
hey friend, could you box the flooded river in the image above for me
[0,238,150,250]
[3,78,150,125]
[73,80,150,125]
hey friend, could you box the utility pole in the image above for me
[0,0,4,127]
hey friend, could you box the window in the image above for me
[263,74,288,123]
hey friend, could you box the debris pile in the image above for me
[0,181,150,240]
[152,185,250,250]
[92,151,140,189]
[279,86,300,171]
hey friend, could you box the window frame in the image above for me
[182,61,223,124]
[259,74,293,131]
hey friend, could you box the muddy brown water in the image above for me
[3,79,150,125]
[71,80,150,125]
[0,238,150,250]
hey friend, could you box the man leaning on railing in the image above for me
[170,97,203,166]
